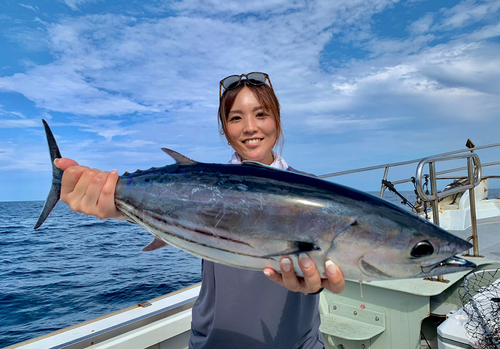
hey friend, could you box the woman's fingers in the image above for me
[60,165,92,210]
[264,255,327,295]
[56,158,121,220]
[96,170,121,219]
[81,170,108,214]
[54,158,79,170]
[297,254,322,293]
[263,267,284,287]
[279,257,303,292]
[321,260,345,294]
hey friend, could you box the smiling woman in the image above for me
[223,86,278,165]
[52,72,346,349]
[218,73,283,165]
[169,73,346,348]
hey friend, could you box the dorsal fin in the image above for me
[161,148,197,165]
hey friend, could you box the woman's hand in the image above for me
[55,158,124,220]
[263,254,345,295]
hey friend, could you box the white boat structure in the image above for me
[5,141,500,349]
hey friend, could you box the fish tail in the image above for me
[34,120,63,229]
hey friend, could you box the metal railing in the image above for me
[415,153,481,258]
[319,142,500,198]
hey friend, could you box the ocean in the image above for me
[0,201,202,348]
[0,189,440,347]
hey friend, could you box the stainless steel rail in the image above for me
[319,142,500,180]
[415,153,481,204]
[319,142,499,199]
[415,153,482,257]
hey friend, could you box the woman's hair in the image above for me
[218,81,283,152]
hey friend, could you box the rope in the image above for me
[411,176,430,220]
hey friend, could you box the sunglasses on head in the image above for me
[219,72,273,99]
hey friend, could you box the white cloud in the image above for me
[438,0,500,31]
[0,0,398,119]
[78,119,138,142]
[0,119,39,128]
[304,114,404,134]
[19,4,39,12]
[170,0,305,16]
[4,26,48,52]
[408,14,434,35]
[59,0,99,11]
[0,63,155,116]
[467,22,500,40]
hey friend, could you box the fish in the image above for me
[35,120,476,281]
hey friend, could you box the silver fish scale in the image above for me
[116,165,347,241]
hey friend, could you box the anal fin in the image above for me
[142,237,169,251]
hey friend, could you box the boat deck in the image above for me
[450,216,500,261]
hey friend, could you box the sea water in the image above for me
[0,201,202,348]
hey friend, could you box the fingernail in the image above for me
[111,169,118,175]
[299,253,311,269]
[53,158,60,168]
[281,258,291,272]
[263,270,271,277]
[326,260,337,277]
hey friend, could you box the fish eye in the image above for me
[411,240,434,258]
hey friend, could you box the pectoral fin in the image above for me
[261,241,321,257]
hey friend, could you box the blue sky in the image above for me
[1,0,499,201]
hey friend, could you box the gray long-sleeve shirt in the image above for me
[189,261,324,349]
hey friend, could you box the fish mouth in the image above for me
[420,256,476,275]
[358,255,477,280]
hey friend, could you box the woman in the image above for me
[56,72,345,348]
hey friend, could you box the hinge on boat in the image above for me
[138,301,152,308]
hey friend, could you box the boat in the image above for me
[5,140,500,349]
[318,141,500,349]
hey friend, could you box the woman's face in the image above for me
[225,87,277,165]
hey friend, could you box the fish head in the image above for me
[326,213,475,281]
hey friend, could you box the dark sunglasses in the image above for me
[219,72,273,98]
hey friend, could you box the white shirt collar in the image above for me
[228,151,288,170]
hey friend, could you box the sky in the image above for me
[1,0,499,202]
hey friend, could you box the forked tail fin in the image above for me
[34,120,63,229]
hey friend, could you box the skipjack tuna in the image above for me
[35,120,475,281]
